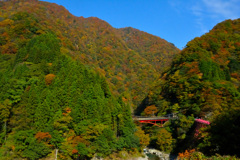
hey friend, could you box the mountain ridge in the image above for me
[0,0,180,108]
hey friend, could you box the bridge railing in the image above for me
[133,113,177,118]
[132,113,178,121]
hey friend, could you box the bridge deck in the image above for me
[133,115,210,125]
[133,116,176,121]
[195,119,210,125]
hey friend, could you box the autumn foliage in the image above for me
[35,132,52,142]
[145,19,240,118]
[144,105,158,116]
[178,149,196,159]
[156,128,173,153]
[0,0,179,110]
[144,18,240,158]
[45,74,56,85]
[72,149,78,154]
[134,126,150,149]
[1,0,240,159]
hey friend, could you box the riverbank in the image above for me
[91,148,177,160]
[144,148,177,160]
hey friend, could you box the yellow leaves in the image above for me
[0,99,11,122]
[156,128,173,152]
[197,73,203,79]
[82,124,107,140]
[102,46,112,52]
[1,42,17,54]
[173,70,180,77]
[81,35,87,40]
[45,74,56,85]
[134,126,150,149]
[172,103,180,112]
[67,134,90,148]
[201,91,223,116]
[54,110,72,133]
[0,19,14,27]
[60,47,69,55]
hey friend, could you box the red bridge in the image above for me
[195,118,210,125]
[133,114,177,127]
[194,118,210,137]
[133,115,210,128]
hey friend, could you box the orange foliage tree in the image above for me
[72,149,78,155]
[144,105,158,116]
[178,149,196,159]
[35,132,52,142]
[45,74,56,85]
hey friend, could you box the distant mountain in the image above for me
[0,0,180,108]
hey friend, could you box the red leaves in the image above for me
[72,149,78,154]
[35,132,52,142]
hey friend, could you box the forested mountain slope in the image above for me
[144,18,240,117]
[141,19,240,157]
[0,0,181,159]
[117,27,179,72]
[0,0,180,108]
[0,31,140,160]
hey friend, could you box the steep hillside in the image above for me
[117,27,180,72]
[143,19,240,117]
[0,0,180,159]
[0,0,180,108]
[141,19,240,156]
[0,32,140,160]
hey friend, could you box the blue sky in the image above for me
[41,0,240,49]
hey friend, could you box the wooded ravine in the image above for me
[0,0,240,159]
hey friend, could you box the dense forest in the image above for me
[1,0,240,160]
[0,0,179,109]
[0,0,165,159]
[0,0,178,159]
[0,32,144,159]
[140,18,240,158]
